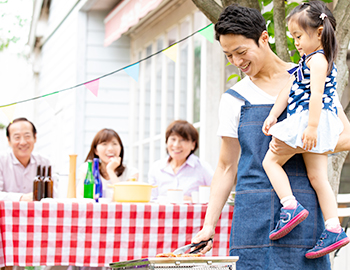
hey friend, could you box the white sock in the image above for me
[280,195,297,209]
[325,217,341,232]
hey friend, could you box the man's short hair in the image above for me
[6,118,37,139]
[215,4,267,46]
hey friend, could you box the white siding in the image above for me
[32,0,220,184]
[35,1,79,175]
[34,7,131,174]
[79,10,131,167]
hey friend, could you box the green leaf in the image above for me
[262,10,274,22]
[289,48,300,63]
[267,21,275,36]
[226,62,232,66]
[227,74,241,83]
[262,0,273,6]
[286,36,294,47]
[270,43,276,55]
[285,2,299,16]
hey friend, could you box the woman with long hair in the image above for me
[76,128,138,198]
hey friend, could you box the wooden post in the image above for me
[67,154,77,198]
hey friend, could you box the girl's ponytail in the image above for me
[320,15,338,75]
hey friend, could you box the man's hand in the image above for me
[20,192,33,201]
[191,226,215,254]
[262,115,277,136]
[269,137,304,155]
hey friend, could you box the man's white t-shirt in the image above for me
[217,76,277,138]
[217,76,342,139]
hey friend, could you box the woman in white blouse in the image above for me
[76,128,138,198]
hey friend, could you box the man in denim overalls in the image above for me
[192,4,350,269]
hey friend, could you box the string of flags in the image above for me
[0,23,215,122]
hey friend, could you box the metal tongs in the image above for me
[173,239,213,255]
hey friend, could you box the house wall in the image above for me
[201,40,226,168]
[34,0,80,175]
[34,2,131,178]
[127,0,223,178]
[79,10,131,167]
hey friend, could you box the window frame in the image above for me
[128,11,209,181]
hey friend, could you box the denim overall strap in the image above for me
[225,89,330,269]
[225,89,250,105]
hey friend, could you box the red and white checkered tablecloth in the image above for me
[0,201,233,267]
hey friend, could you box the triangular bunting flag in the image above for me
[84,79,100,97]
[43,91,59,110]
[1,104,17,123]
[162,44,178,62]
[199,24,214,43]
[123,63,140,82]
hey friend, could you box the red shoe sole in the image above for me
[305,237,350,259]
[269,209,309,240]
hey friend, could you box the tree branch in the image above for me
[191,0,261,24]
[191,0,223,24]
[234,0,260,11]
[221,0,236,7]
[273,0,290,62]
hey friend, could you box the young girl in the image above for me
[262,1,349,259]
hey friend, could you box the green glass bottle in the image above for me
[83,160,94,199]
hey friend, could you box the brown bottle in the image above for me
[44,165,53,198]
[41,166,46,199]
[33,165,42,201]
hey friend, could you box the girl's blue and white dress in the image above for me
[269,50,343,153]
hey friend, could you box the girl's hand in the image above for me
[262,115,277,136]
[106,156,121,172]
[302,126,317,151]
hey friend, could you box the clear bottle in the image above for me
[44,165,54,198]
[84,160,94,199]
[33,165,42,201]
[93,158,103,202]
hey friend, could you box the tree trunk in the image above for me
[328,0,350,196]
[191,0,223,24]
[273,0,290,62]
[334,0,350,98]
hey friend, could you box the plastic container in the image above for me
[108,182,156,203]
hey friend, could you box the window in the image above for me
[129,11,209,181]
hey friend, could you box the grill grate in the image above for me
[110,257,238,270]
[154,265,233,270]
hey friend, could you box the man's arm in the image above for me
[20,192,33,201]
[270,109,350,155]
[333,109,350,152]
[191,137,240,253]
[0,190,27,201]
[0,160,32,201]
